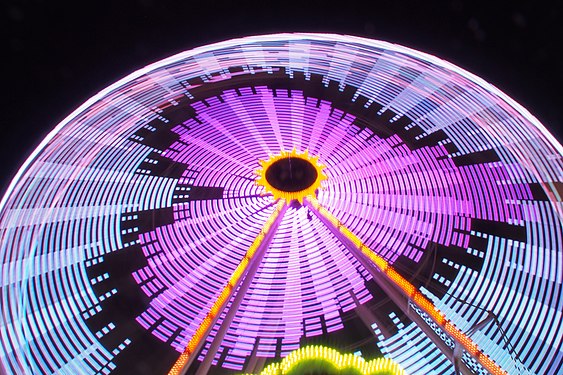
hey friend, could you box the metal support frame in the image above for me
[195,204,287,374]
[170,197,505,375]
[174,203,288,375]
[306,201,476,375]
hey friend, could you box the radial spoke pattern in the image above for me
[0,34,561,375]
[168,199,287,375]
[198,205,373,369]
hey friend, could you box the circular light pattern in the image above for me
[256,149,327,203]
[0,33,562,375]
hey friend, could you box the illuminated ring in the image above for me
[0,34,561,375]
[255,149,327,203]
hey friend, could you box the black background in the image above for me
[3,0,562,195]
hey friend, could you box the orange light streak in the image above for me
[307,197,507,375]
[167,200,286,375]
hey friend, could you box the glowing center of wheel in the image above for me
[255,149,327,203]
[266,157,317,192]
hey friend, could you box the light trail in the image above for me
[306,196,508,375]
[167,199,287,375]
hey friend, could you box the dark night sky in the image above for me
[3,0,562,195]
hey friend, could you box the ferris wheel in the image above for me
[0,34,561,375]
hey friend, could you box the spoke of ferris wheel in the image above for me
[167,200,288,375]
[304,196,507,375]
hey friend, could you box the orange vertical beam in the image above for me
[306,196,507,375]
[168,200,287,375]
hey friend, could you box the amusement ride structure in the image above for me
[1,34,562,375]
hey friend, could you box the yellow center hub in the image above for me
[255,149,327,203]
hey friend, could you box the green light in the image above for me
[239,345,407,375]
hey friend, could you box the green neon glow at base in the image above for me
[240,345,407,375]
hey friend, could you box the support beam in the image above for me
[168,200,288,375]
[350,291,395,341]
[305,197,506,375]
[196,203,288,374]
